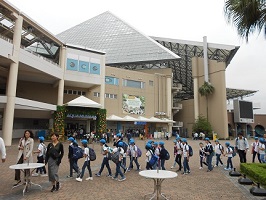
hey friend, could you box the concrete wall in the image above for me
[174,57,228,138]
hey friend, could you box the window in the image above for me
[149,80,153,86]
[64,89,86,95]
[105,76,119,85]
[104,93,117,99]
[94,92,100,97]
[123,79,145,89]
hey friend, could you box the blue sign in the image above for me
[79,61,89,73]
[66,58,78,71]
[134,121,146,125]
[90,63,100,75]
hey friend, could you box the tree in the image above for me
[198,81,214,121]
[224,0,266,42]
[192,115,212,137]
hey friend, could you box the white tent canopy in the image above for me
[107,115,124,121]
[65,96,102,108]
[137,116,151,122]
[122,115,137,121]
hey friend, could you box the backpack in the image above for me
[111,148,121,164]
[88,148,96,161]
[40,143,47,159]
[136,146,142,157]
[160,148,170,160]
[165,149,170,160]
[148,150,159,166]
[219,144,224,153]
[104,144,113,160]
[121,141,128,153]
[188,145,193,157]
[72,145,84,160]
[229,146,236,157]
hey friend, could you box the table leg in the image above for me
[144,178,157,199]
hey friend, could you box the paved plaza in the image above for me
[0,137,264,200]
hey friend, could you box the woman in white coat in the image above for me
[14,130,34,186]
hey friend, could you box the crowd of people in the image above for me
[0,131,265,193]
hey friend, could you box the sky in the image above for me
[7,0,266,114]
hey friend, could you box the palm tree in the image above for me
[224,0,266,41]
[198,81,214,121]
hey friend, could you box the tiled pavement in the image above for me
[0,138,265,200]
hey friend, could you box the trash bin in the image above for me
[213,133,217,141]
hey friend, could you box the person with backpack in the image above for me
[67,137,80,178]
[175,137,183,172]
[224,142,234,170]
[251,137,261,163]
[181,138,190,175]
[145,143,155,170]
[159,141,169,170]
[32,136,47,177]
[235,132,249,163]
[199,142,208,169]
[128,139,140,172]
[258,138,266,163]
[204,138,214,172]
[112,141,126,181]
[95,139,112,177]
[113,133,128,173]
[214,139,224,167]
[76,140,93,182]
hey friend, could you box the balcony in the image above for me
[172,83,182,93]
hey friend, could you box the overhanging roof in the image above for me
[0,96,56,111]
[226,88,257,100]
[151,36,240,100]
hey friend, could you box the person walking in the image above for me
[76,140,93,182]
[235,132,249,163]
[32,136,47,176]
[181,138,190,175]
[224,142,234,170]
[14,130,34,186]
[204,138,214,172]
[67,137,80,178]
[112,141,126,181]
[128,139,141,171]
[45,133,64,192]
[0,137,6,163]
[95,139,112,177]
[214,140,224,167]
[251,137,261,163]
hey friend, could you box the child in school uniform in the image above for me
[171,140,178,169]
[224,142,233,170]
[112,141,126,181]
[32,136,47,176]
[214,140,224,167]
[199,142,208,169]
[145,143,154,170]
[76,140,93,182]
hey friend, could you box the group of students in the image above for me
[66,133,143,182]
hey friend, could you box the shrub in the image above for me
[240,163,266,186]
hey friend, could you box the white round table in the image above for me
[9,163,45,196]
[139,170,177,200]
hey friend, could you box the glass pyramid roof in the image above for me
[57,11,179,64]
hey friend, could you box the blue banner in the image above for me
[90,63,100,75]
[66,58,78,71]
[79,60,89,73]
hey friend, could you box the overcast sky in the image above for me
[7,0,266,114]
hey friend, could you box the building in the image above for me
[1,1,264,146]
